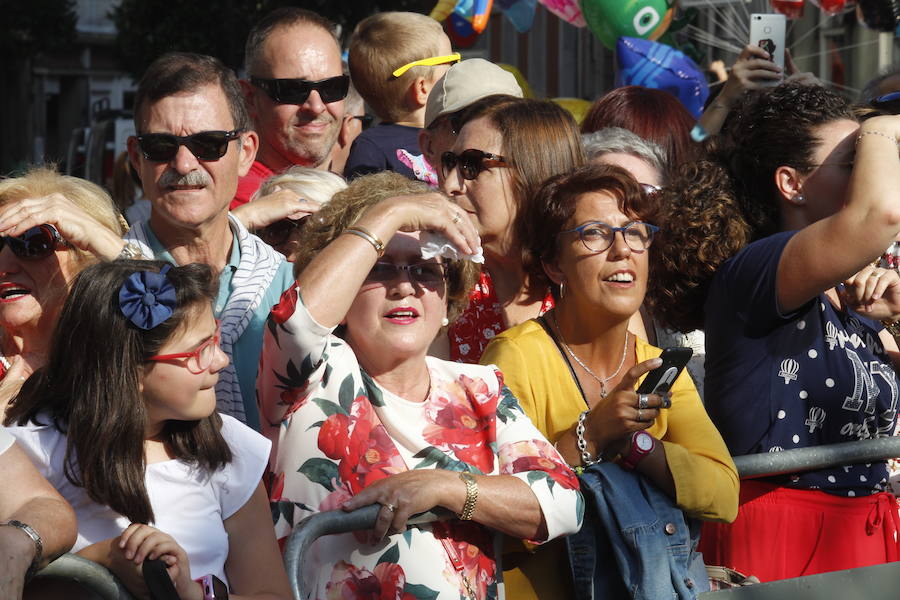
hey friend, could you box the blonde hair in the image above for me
[293,171,479,322]
[0,166,126,269]
[255,166,348,206]
[349,12,446,123]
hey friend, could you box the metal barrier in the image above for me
[283,437,900,599]
[30,553,134,599]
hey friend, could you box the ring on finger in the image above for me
[637,409,644,422]
[451,214,462,224]
[382,502,395,512]
[637,393,650,410]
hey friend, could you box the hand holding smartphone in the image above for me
[636,347,692,396]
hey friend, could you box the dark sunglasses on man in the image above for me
[441,149,510,181]
[136,130,243,162]
[1,224,68,260]
[250,75,350,105]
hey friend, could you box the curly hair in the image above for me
[292,172,479,322]
[646,83,856,333]
[522,164,650,300]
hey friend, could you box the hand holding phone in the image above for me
[636,347,692,396]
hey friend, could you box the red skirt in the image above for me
[698,480,900,582]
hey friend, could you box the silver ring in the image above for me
[638,394,650,410]
[382,502,395,512]
[451,214,462,224]
[637,409,643,422]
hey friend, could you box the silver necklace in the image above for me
[551,313,629,400]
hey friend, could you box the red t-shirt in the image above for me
[231,160,275,210]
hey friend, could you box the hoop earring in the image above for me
[559,282,565,299]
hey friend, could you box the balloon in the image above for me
[551,97,593,125]
[538,0,587,27]
[496,0,540,32]
[432,0,494,34]
[770,0,805,19]
[581,0,677,50]
[809,0,847,15]
[430,0,458,22]
[856,0,900,31]
[615,37,709,118]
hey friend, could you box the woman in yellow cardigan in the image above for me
[481,164,738,599]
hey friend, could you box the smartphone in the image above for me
[750,13,786,72]
[636,347,693,396]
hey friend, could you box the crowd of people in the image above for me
[2,5,900,600]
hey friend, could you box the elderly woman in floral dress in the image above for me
[257,172,582,599]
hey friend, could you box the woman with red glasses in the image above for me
[256,172,582,599]
[6,260,290,599]
[439,96,585,363]
[0,167,128,415]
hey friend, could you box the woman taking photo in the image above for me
[440,96,584,362]
[481,165,739,599]
[7,260,289,600]
[256,172,583,599]
[0,167,127,413]
[649,83,900,580]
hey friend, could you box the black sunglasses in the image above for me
[441,149,510,181]
[1,224,68,260]
[257,217,308,248]
[251,75,350,105]
[136,130,243,162]
[365,261,446,287]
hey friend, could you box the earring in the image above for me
[441,317,449,327]
[793,194,805,204]
[559,282,565,299]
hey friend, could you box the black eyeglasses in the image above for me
[251,75,350,105]
[441,149,510,181]
[256,217,308,248]
[559,221,659,254]
[136,130,243,162]
[365,261,446,287]
[1,224,68,260]
[353,114,374,129]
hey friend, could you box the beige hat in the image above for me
[424,58,524,128]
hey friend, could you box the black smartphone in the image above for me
[141,558,180,600]
[636,347,693,396]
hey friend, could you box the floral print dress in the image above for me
[257,285,583,600]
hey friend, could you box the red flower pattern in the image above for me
[271,284,299,325]
[324,560,413,600]
[499,439,580,490]
[422,377,498,473]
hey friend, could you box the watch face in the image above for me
[635,432,654,451]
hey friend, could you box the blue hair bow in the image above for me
[119,264,177,330]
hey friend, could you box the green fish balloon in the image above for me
[581,0,678,49]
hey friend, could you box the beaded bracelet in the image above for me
[856,130,897,145]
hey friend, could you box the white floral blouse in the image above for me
[257,285,584,599]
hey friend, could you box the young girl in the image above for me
[6,260,290,600]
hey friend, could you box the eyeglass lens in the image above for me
[579,222,656,253]
[365,262,446,286]
[1,225,59,260]
[253,76,350,105]
[441,150,505,181]
[137,131,239,162]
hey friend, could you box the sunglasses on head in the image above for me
[441,149,510,181]
[1,224,68,260]
[250,75,350,105]
[136,130,243,162]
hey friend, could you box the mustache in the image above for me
[158,169,212,188]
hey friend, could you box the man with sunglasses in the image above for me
[235,8,347,208]
[125,52,295,431]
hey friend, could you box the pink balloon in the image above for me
[538,0,587,27]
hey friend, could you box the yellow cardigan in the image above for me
[481,319,739,600]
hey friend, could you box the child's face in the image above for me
[140,304,227,437]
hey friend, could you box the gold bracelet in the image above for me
[344,226,385,257]
[856,130,898,145]
[458,471,478,520]
[882,318,900,337]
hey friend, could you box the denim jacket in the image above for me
[567,462,709,600]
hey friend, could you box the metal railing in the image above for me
[31,553,134,599]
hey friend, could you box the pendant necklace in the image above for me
[550,313,629,401]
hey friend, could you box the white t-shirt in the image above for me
[8,414,269,583]
[0,426,14,455]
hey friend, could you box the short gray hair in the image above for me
[255,166,348,205]
[581,127,667,174]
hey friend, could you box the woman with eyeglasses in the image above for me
[6,260,290,600]
[256,172,583,599]
[439,96,584,363]
[649,84,900,580]
[0,167,128,416]
[480,164,738,599]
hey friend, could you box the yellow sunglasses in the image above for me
[392,53,461,78]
